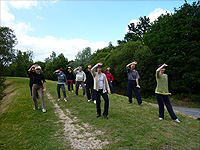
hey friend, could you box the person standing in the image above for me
[84,65,96,104]
[104,68,114,94]
[29,65,47,113]
[91,63,111,119]
[27,65,38,99]
[155,63,180,123]
[53,68,67,102]
[126,61,142,106]
[74,66,86,96]
[66,67,75,92]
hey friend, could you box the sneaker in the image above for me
[42,109,46,113]
[72,90,74,92]
[139,104,143,107]
[159,117,163,120]
[88,99,91,102]
[33,107,39,110]
[94,100,96,104]
[57,98,61,101]
[175,119,181,123]
[64,98,67,102]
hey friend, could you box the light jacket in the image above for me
[91,64,110,93]
[74,68,86,82]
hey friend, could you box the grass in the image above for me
[1,77,200,150]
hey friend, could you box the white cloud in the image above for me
[1,1,108,62]
[126,8,171,33]
[36,16,43,20]
[8,0,38,9]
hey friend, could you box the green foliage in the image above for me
[6,50,33,77]
[44,52,69,80]
[144,1,200,94]
[68,47,92,68]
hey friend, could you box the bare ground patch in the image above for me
[46,92,109,150]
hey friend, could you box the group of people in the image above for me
[27,62,180,122]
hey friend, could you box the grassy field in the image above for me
[0,77,199,150]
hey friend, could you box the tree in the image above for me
[0,27,17,77]
[69,47,92,68]
[144,1,200,94]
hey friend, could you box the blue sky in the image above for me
[1,0,195,61]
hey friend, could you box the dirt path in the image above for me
[46,91,109,150]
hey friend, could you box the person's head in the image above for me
[97,65,102,73]
[35,66,41,74]
[88,65,91,71]
[131,64,135,70]
[158,64,166,73]
[59,68,63,74]
[68,67,71,72]
[78,66,82,71]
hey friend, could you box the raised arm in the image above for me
[126,61,137,70]
[53,69,60,75]
[28,65,35,72]
[91,64,98,77]
[73,67,79,74]
[83,66,88,72]
[104,68,108,74]
[156,63,168,72]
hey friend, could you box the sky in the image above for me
[1,0,195,62]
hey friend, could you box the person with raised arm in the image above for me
[126,61,142,106]
[91,63,111,119]
[28,65,47,113]
[83,65,96,104]
[53,68,67,102]
[66,67,75,92]
[104,67,114,94]
[155,63,180,123]
[27,64,38,99]
[74,66,86,96]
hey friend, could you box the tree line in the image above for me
[1,1,199,100]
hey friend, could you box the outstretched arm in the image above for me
[126,61,137,70]
[156,63,168,72]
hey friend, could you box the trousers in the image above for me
[32,84,46,109]
[75,81,85,96]
[127,80,142,104]
[57,84,66,98]
[94,89,109,116]
[155,93,177,120]
[86,82,95,100]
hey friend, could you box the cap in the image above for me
[35,66,42,70]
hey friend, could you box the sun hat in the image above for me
[35,66,42,70]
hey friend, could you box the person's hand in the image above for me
[164,63,168,67]
[65,85,67,88]
[88,65,91,68]
[136,85,140,88]
[111,81,112,82]
[98,62,103,66]
[43,88,46,91]
[108,91,111,94]
[107,67,110,70]
[168,93,172,95]
[132,61,137,65]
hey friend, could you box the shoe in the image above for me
[72,90,74,92]
[88,99,91,102]
[64,98,67,102]
[104,115,108,119]
[94,100,96,104]
[57,99,61,101]
[96,114,101,118]
[159,117,163,120]
[175,119,181,123]
[128,102,132,104]
[139,104,143,107]
[33,107,39,110]
[42,109,46,113]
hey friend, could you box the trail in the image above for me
[46,91,109,150]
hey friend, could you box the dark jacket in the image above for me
[83,67,94,84]
[66,69,75,80]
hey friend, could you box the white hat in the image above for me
[35,66,42,70]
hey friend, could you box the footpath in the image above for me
[173,106,200,119]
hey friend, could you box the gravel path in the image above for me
[46,92,109,150]
[173,106,200,118]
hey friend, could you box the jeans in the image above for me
[94,89,109,116]
[108,81,114,94]
[155,93,177,120]
[67,81,74,91]
[127,80,142,104]
[57,84,67,98]
[86,82,95,100]
[75,81,85,96]
[32,84,46,109]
